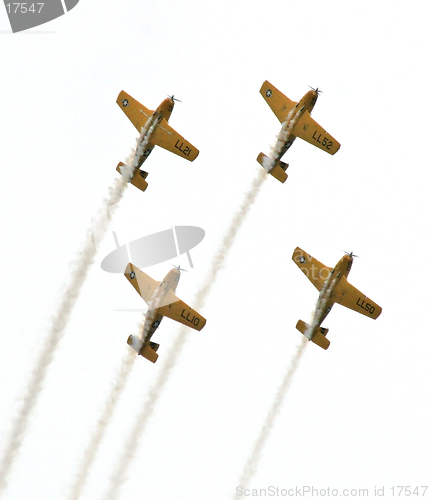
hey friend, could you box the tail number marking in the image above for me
[181,309,200,326]
[175,140,192,157]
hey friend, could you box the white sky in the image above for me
[1,0,429,499]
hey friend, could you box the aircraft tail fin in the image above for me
[116,162,149,192]
[296,320,330,350]
[257,153,288,183]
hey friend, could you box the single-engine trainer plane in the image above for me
[124,263,206,363]
[116,91,199,192]
[292,247,382,350]
[257,81,340,183]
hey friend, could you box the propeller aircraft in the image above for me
[292,247,382,349]
[124,263,206,363]
[257,81,341,183]
[116,91,199,192]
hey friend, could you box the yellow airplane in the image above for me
[257,81,341,183]
[124,263,206,363]
[116,91,199,192]
[292,247,382,350]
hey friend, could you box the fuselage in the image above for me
[306,254,353,339]
[136,97,175,168]
[149,97,175,127]
[139,268,180,352]
[275,90,319,162]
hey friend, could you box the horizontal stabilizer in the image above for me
[140,344,159,363]
[296,320,330,350]
[296,319,311,337]
[256,153,288,183]
[116,162,148,192]
[127,335,159,363]
[127,334,142,353]
[149,341,160,352]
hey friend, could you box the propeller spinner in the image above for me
[172,264,187,272]
[309,86,323,95]
[167,94,182,102]
[343,250,359,259]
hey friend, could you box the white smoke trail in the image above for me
[67,349,136,500]
[102,326,189,500]
[0,180,128,493]
[0,118,156,493]
[103,168,268,500]
[120,117,158,182]
[306,273,338,338]
[210,168,267,278]
[262,107,301,173]
[66,276,164,500]
[140,288,165,343]
[234,337,307,498]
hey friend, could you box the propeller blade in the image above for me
[167,94,182,103]
[172,264,187,272]
[309,86,323,95]
[342,250,359,259]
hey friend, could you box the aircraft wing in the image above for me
[150,119,199,161]
[292,247,332,292]
[117,91,153,133]
[158,290,206,331]
[332,276,382,319]
[124,263,160,305]
[260,80,297,123]
[293,110,341,155]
